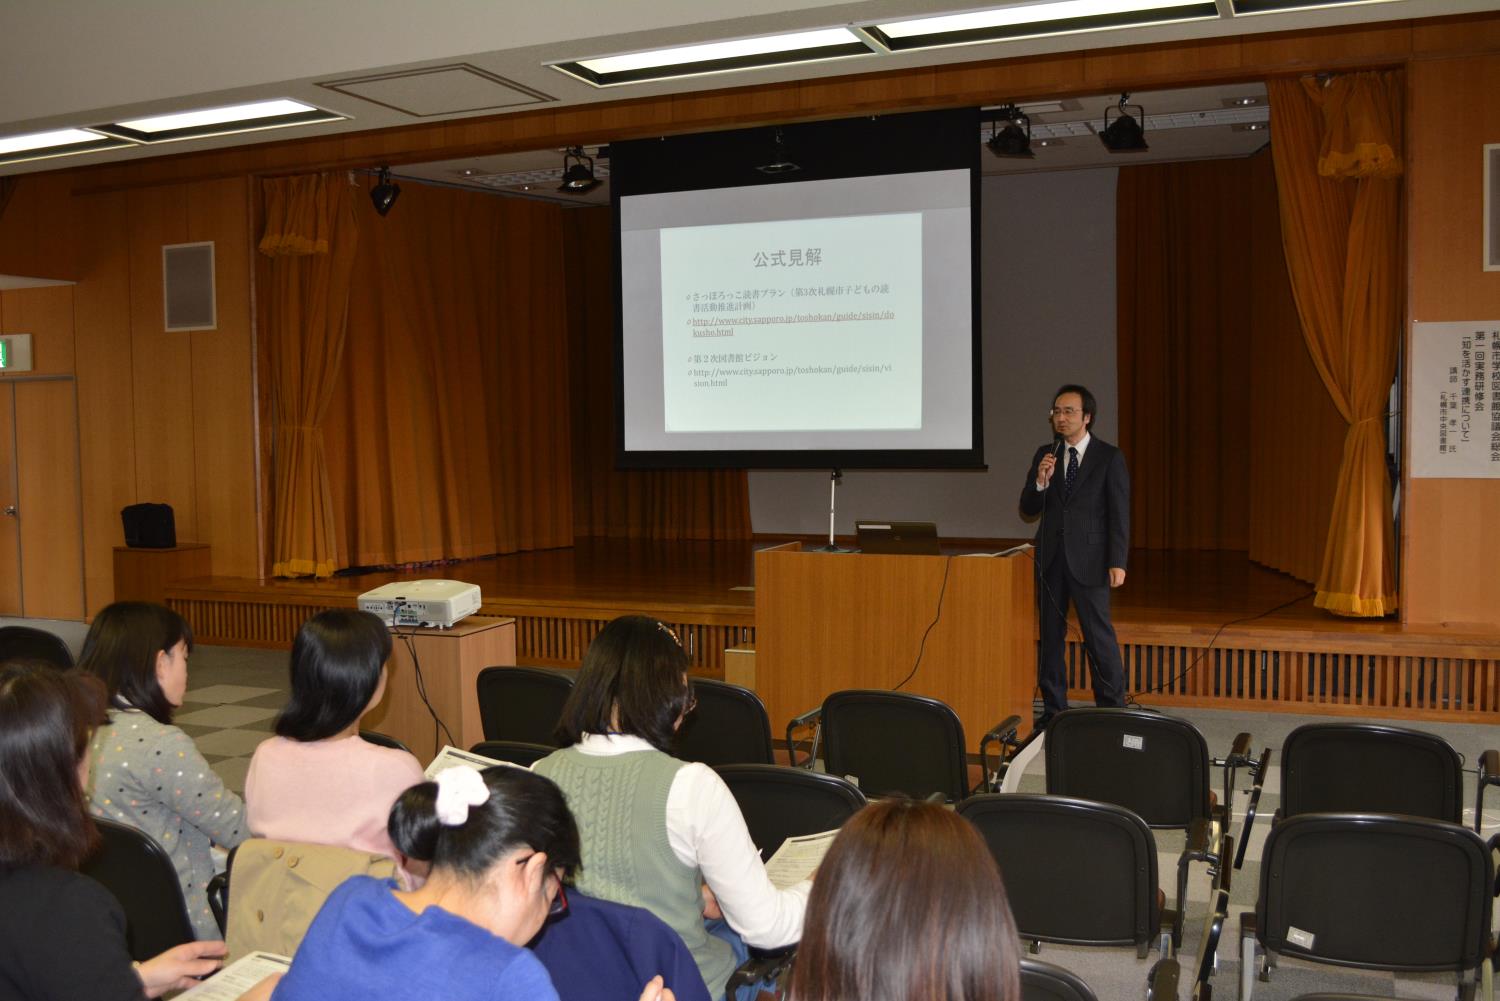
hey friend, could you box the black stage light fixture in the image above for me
[987,105,1035,159]
[558,146,602,193]
[370,167,401,216]
[1099,93,1149,153]
[756,128,801,175]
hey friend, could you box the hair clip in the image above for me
[656,621,682,648]
[434,765,490,826]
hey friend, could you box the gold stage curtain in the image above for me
[564,209,751,541]
[322,181,574,568]
[1270,71,1403,616]
[260,174,359,578]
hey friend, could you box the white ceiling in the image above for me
[0,0,1485,179]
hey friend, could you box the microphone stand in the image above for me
[811,468,853,553]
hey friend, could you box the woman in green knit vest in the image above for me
[533,616,808,1001]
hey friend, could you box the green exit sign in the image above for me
[0,333,33,372]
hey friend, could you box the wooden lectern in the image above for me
[754,543,1036,746]
[364,616,516,764]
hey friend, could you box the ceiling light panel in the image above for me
[98,99,343,143]
[869,0,1219,50]
[551,28,873,87]
[0,127,131,165]
[1231,0,1404,13]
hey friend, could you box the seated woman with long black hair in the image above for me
[533,615,808,1001]
[80,601,246,940]
[267,765,675,1001]
[788,798,1022,1001]
[0,661,227,999]
[245,609,424,864]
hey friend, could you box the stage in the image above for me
[165,540,1500,725]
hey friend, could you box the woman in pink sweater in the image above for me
[245,610,424,861]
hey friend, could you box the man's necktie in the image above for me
[1064,446,1079,496]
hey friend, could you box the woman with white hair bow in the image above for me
[250,766,676,1001]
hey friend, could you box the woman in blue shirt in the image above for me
[264,765,676,1001]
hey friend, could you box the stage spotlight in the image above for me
[1099,93,1149,153]
[986,106,1035,159]
[370,167,401,216]
[558,146,602,193]
[756,128,801,175]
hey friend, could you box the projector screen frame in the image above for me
[611,108,984,471]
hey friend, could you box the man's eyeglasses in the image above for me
[1050,406,1082,417]
[516,855,569,917]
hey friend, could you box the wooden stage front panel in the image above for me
[165,541,1500,729]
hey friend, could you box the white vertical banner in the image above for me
[1410,321,1500,477]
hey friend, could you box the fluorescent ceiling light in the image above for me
[552,28,872,87]
[0,128,106,155]
[115,99,323,134]
[96,99,343,144]
[1231,0,1403,13]
[870,0,1218,49]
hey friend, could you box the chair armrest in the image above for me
[1214,731,1257,814]
[1172,818,1221,950]
[977,715,1022,793]
[207,870,229,934]
[1146,958,1181,1001]
[1475,749,1500,834]
[785,706,822,769]
[1234,748,1273,870]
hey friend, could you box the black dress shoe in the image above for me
[1034,713,1055,731]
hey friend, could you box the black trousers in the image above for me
[1036,553,1126,715]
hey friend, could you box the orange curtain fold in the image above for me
[564,209,751,541]
[322,182,574,567]
[1270,71,1403,616]
[260,173,359,578]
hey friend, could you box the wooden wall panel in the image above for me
[0,386,19,615]
[1404,54,1500,629]
[126,184,199,544]
[185,177,258,578]
[0,173,78,280]
[0,286,74,376]
[13,380,84,619]
[72,191,139,614]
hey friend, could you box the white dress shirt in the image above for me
[573,732,809,948]
[1037,431,1091,490]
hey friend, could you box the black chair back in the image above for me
[0,625,73,668]
[1257,813,1492,974]
[676,678,775,766]
[471,740,556,767]
[715,764,866,861]
[1045,708,1211,828]
[1020,957,1099,1001]
[1280,723,1463,824]
[821,689,968,801]
[359,729,411,753]
[476,666,574,745]
[81,817,196,961]
[958,793,1160,952]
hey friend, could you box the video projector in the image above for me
[357,580,482,629]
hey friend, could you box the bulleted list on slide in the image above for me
[659,212,923,433]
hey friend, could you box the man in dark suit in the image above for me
[1019,384,1129,725]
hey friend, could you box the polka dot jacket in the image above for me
[87,708,247,939]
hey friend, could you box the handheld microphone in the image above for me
[1051,433,1065,460]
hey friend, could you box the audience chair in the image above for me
[80,817,196,962]
[470,739,555,767]
[1044,707,1259,941]
[476,666,574,745]
[714,764,866,861]
[358,729,411,753]
[1020,958,1100,1001]
[0,624,74,668]
[1278,722,1467,825]
[957,793,1165,959]
[675,677,775,766]
[787,689,1018,801]
[1241,813,1495,1001]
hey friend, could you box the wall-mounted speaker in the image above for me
[162,242,217,331]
